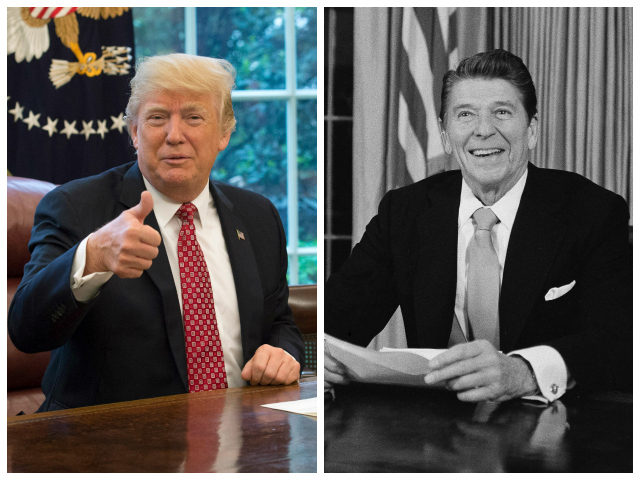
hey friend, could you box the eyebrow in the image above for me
[142,102,209,115]
[452,100,519,110]
[181,103,209,113]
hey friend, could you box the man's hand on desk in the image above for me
[85,191,161,278]
[424,340,538,402]
[241,344,300,385]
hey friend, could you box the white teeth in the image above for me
[471,149,502,157]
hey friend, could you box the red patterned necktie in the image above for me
[176,203,228,391]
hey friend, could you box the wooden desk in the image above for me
[325,383,632,472]
[8,379,317,473]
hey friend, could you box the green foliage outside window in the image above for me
[196,7,286,90]
[133,7,185,57]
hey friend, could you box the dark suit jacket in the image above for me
[326,164,631,392]
[8,161,305,411]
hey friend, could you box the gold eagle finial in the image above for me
[8,7,132,88]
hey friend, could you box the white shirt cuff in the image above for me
[509,345,569,403]
[70,236,114,302]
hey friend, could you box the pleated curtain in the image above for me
[494,7,632,213]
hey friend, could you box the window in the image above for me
[133,7,317,284]
[324,8,354,281]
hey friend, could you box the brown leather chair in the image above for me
[7,176,56,416]
[288,284,317,374]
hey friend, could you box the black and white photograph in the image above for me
[325,6,632,473]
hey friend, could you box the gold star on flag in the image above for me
[42,117,59,137]
[9,101,24,122]
[110,112,126,133]
[96,119,109,139]
[81,120,96,140]
[23,110,41,130]
[60,119,78,139]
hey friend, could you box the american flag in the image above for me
[28,7,78,19]
[363,7,460,350]
[394,7,459,187]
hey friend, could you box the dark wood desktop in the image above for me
[8,378,317,473]
[325,383,631,472]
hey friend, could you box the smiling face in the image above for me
[130,89,231,203]
[440,78,538,205]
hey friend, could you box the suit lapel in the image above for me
[211,183,263,363]
[412,174,461,348]
[499,164,567,351]
[120,163,188,390]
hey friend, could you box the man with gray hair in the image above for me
[9,53,304,411]
[325,49,631,403]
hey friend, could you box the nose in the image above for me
[474,113,497,138]
[165,117,185,144]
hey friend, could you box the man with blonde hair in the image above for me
[9,53,305,411]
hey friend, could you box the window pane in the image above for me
[133,7,185,56]
[298,99,317,248]
[212,100,288,231]
[297,254,317,284]
[295,7,317,89]
[196,7,285,90]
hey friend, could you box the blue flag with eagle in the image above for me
[7,7,136,183]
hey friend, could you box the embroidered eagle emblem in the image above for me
[7,7,132,88]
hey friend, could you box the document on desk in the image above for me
[261,397,317,417]
[325,334,446,387]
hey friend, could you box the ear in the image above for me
[218,130,232,151]
[527,114,539,150]
[130,122,139,150]
[438,118,452,155]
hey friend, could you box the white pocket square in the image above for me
[544,280,576,301]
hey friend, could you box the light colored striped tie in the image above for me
[466,207,500,348]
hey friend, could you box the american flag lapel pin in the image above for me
[236,229,245,240]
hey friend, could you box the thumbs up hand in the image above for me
[85,191,162,278]
[127,189,155,223]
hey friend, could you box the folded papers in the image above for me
[325,334,446,387]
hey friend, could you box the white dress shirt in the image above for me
[454,170,569,402]
[70,179,245,388]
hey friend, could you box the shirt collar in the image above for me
[458,169,528,231]
[141,177,213,229]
